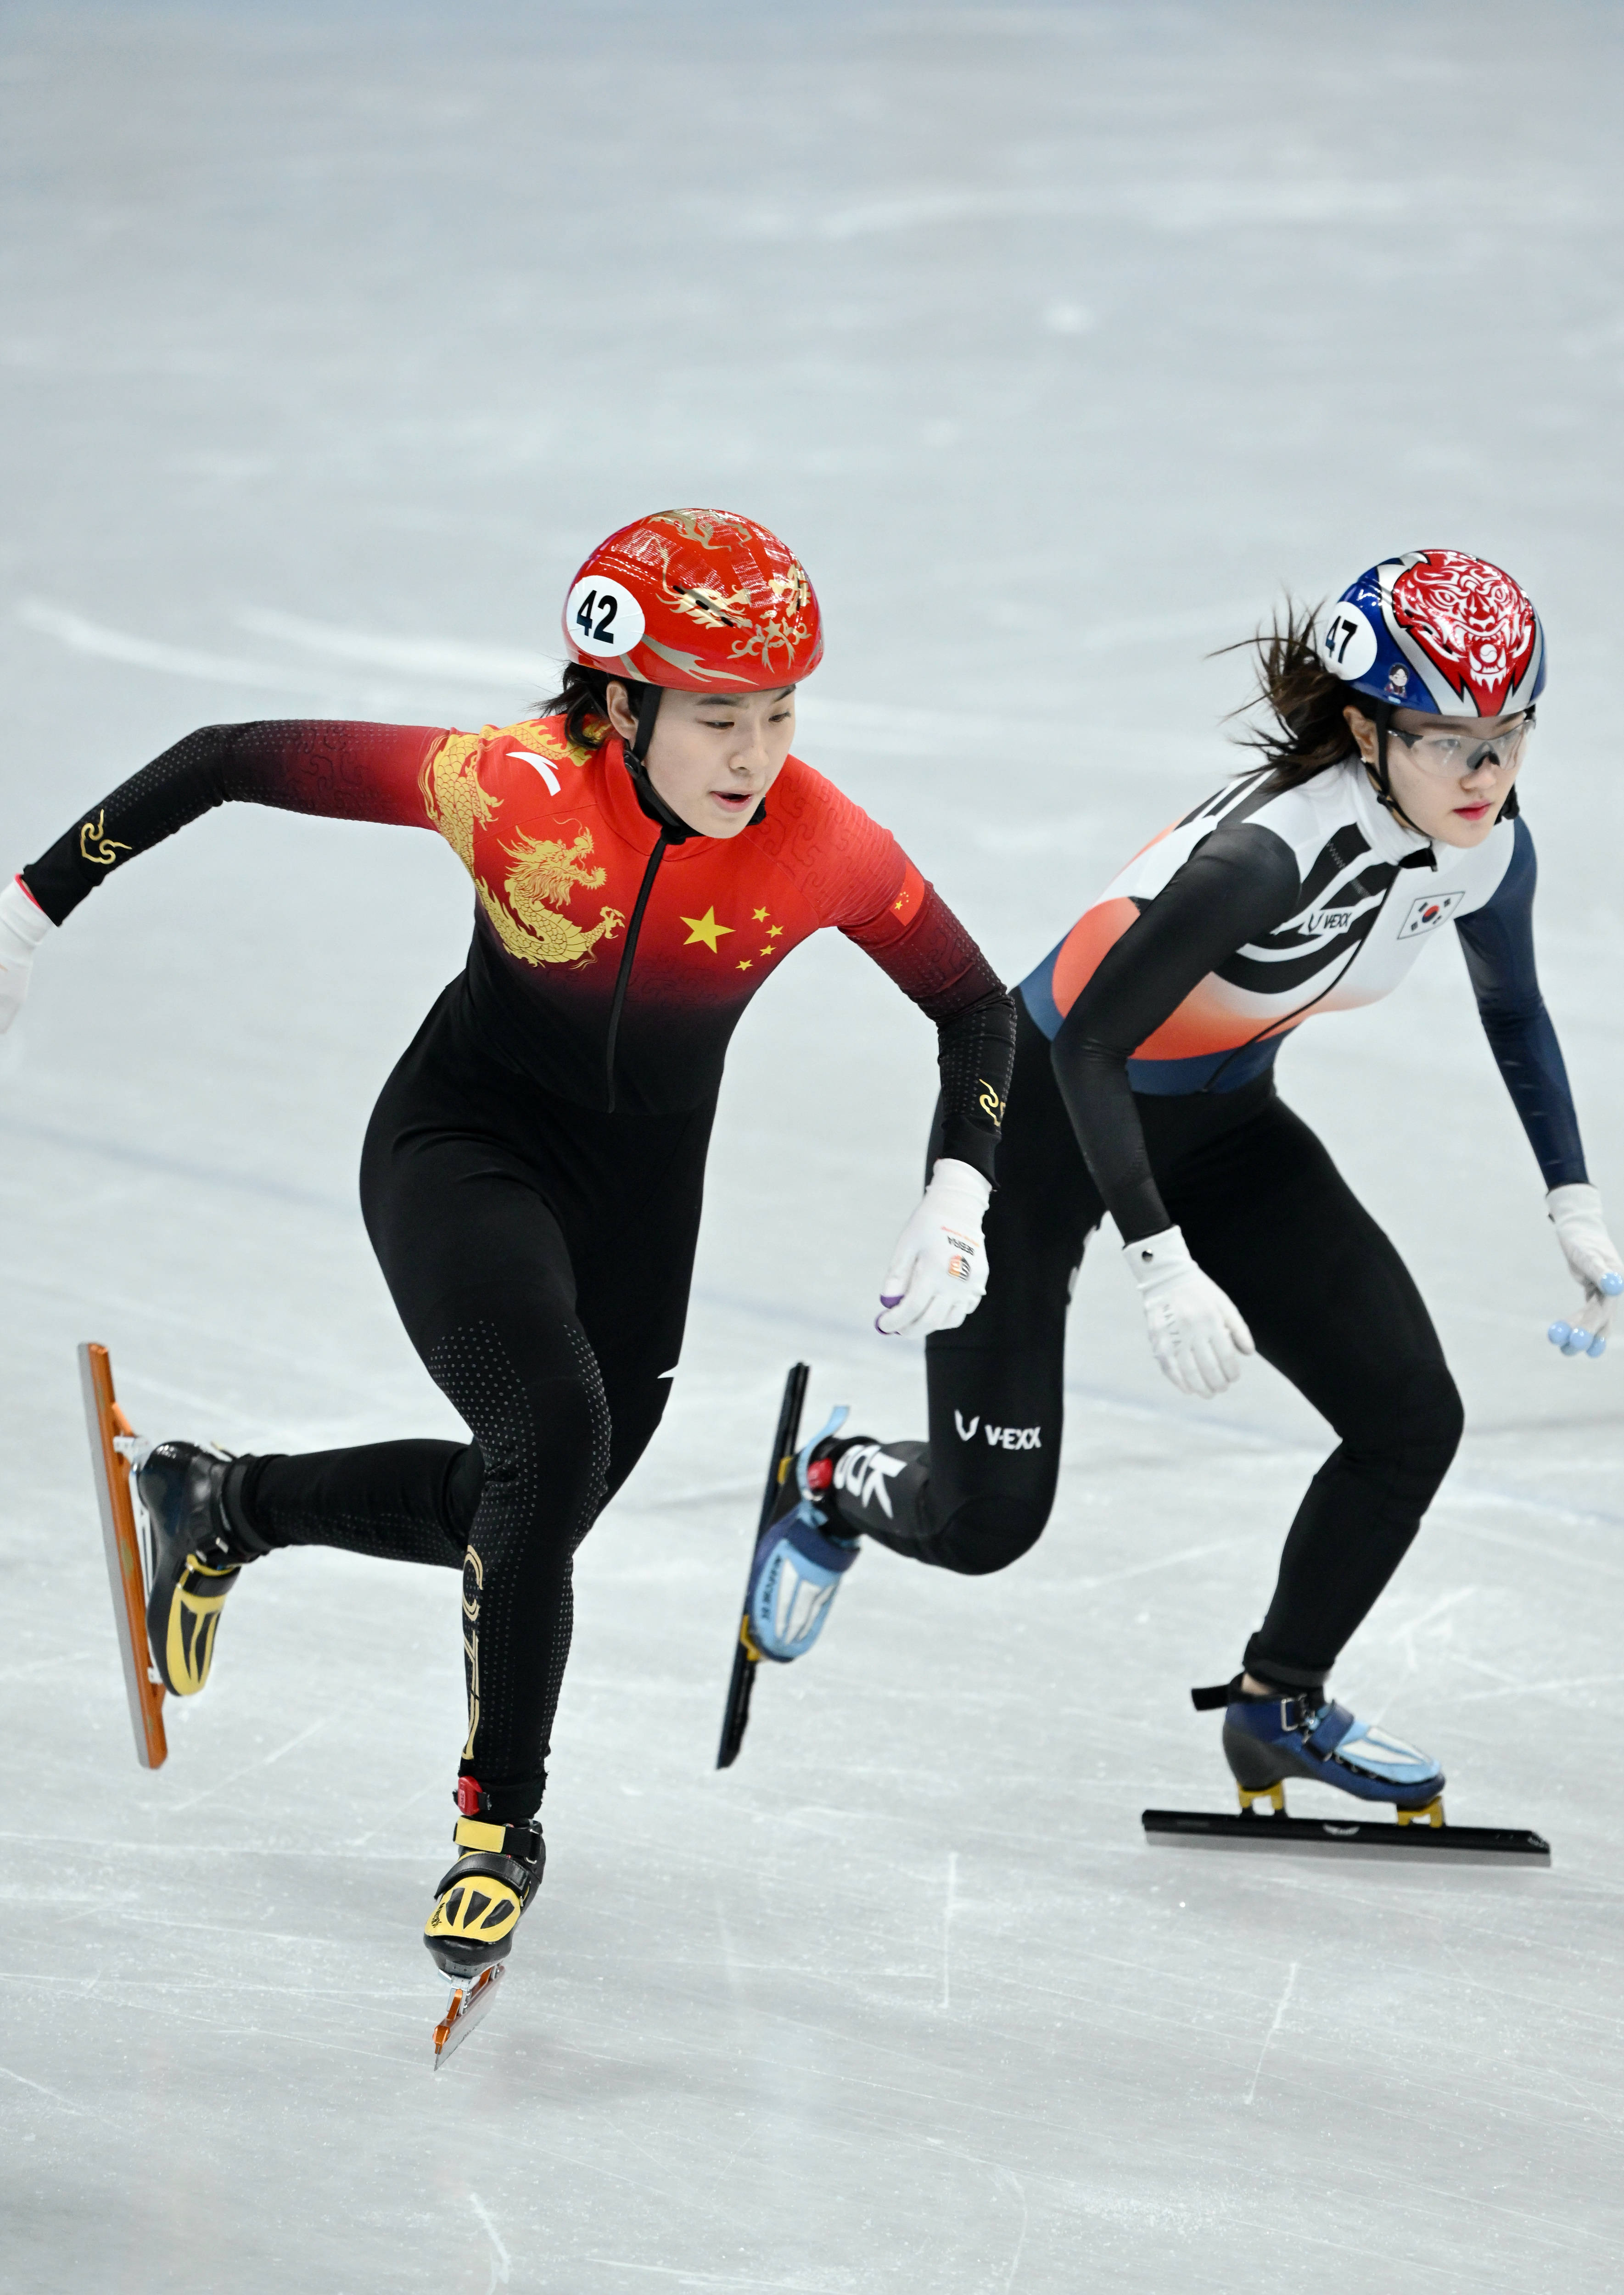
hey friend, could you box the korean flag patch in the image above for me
[1398,889,1466,940]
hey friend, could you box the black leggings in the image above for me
[235,985,715,1821]
[826,1000,1463,1688]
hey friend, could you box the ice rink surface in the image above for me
[3,2,1624,2286]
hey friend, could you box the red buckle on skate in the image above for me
[805,1457,834,1492]
[454,1775,487,1816]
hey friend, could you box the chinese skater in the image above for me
[771,549,1622,1823]
[0,509,1014,2053]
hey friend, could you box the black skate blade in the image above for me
[1142,1808,1551,1865]
[715,1627,759,1771]
[715,1362,808,1769]
[432,1963,505,2069]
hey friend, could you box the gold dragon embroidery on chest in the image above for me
[420,729,625,968]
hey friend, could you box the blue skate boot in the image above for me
[1194,1675,1446,1825]
[745,1406,859,1662]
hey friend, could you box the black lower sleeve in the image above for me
[934,986,1017,1182]
[20,718,436,923]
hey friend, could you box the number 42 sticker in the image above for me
[565,576,645,661]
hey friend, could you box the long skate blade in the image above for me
[78,1343,167,1770]
[715,1363,808,1769]
[433,1963,505,2069]
[716,1626,759,1771]
[1142,1809,1551,1865]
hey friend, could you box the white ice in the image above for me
[3,5,1623,2289]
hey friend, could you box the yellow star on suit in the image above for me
[680,907,734,953]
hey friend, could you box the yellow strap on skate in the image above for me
[165,1579,235,1697]
[426,1873,523,1946]
[453,1817,507,1853]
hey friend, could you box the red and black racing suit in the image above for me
[26,713,1015,1818]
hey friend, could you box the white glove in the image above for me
[1124,1225,1254,1399]
[0,878,53,1033]
[876,1157,990,1337]
[1546,1183,1624,1359]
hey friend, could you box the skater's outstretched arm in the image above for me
[17,717,445,929]
[1456,817,1624,1355]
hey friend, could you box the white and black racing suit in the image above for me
[822,759,1586,1688]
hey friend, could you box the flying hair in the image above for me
[1217,599,1370,793]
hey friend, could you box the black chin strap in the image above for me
[620,684,693,842]
[1365,697,1434,861]
[628,683,662,773]
[1370,698,1395,806]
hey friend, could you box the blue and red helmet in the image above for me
[1317,550,1546,718]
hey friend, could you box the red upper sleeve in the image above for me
[21,718,443,923]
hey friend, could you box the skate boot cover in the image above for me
[1221,1679,1445,1810]
[135,1442,265,1697]
[424,1785,544,1979]
[745,1406,858,1662]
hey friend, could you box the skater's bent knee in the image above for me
[1339,1359,1463,1517]
[1394,1360,1464,1466]
[442,1443,484,1541]
[931,1496,1048,1576]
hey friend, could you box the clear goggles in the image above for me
[1387,710,1534,780]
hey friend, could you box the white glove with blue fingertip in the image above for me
[1546,1184,1624,1359]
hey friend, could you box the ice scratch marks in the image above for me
[1243,1962,1299,2106]
[1382,1586,1478,1706]
[168,1717,328,1813]
[468,2194,511,2292]
[587,2265,848,2290]
[712,1886,749,2025]
[0,2060,127,2130]
[1060,1537,1243,1595]
[993,2165,1029,2289]
[941,1850,958,2013]
[1456,1670,1624,1705]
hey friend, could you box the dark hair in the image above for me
[1221,599,1372,792]
[537,661,654,754]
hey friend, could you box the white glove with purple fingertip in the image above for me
[1546,1183,1624,1359]
[875,1158,990,1337]
[0,878,53,1032]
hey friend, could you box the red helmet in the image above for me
[560,509,823,690]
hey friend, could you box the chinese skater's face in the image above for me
[605,682,797,839]
[1346,703,1530,849]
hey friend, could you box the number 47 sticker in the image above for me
[566,576,646,661]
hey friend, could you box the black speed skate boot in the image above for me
[135,1443,269,1698]
[425,1779,545,2067]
